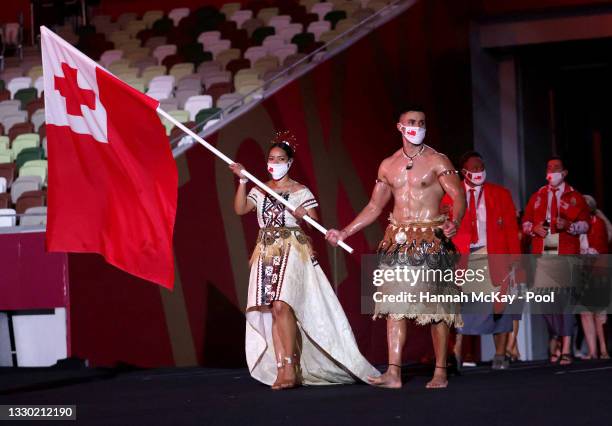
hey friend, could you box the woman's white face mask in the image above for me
[267,160,292,180]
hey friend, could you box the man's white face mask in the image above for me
[463,169,486,186]
[399,125,426,145]
[546,172,564,187]
[267,161,291,180]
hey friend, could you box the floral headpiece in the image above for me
[271,130,298,153]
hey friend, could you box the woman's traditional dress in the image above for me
[244,185,380,385]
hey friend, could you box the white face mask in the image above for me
[267,161,291,180]
[399,125,426,145]
[546,172,564,187]
[463,169,486,186]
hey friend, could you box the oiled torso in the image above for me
[382,147,446,222]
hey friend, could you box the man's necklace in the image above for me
[402,144,426,170]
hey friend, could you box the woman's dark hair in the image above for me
[267,142,294,159]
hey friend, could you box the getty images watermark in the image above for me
[359,254,612,315]
[370,265,553,304]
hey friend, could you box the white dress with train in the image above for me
[244,185,380,385]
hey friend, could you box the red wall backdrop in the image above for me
[479,0,612,16]
[0,232,67,311]
[0,1,29,22]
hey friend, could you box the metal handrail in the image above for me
[0,212,47,217]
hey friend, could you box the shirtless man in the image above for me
[326,107,466,388]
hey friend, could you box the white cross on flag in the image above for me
[42,28,108,143]
[41,26,178,289]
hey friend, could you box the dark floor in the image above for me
[1,360,611,426]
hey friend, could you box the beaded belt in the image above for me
[257,226,310,246]
[388,213,447,229]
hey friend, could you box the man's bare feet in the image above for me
[367,366,402,389]
[425,366,448,389]
[367,371,402,389]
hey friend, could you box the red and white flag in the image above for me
[41,26,178,289]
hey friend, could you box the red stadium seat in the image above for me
[230,29,252,53]
[207,82,234,103]
[136,29,155,45]
[16,190,46,214]
[278,2,304,16]
[226,58,251,75]
[175,13,196,34]
[26,98,45,119]
[194,5,220,21]
[0,193,10,209]
[302,41,325,55]
[179,43,213,66]
[78,33,114,60]
[169,120,196,141]
[9,122,35,142]
[166,28,194,47]
[295,13,318,29]
[0,163,16,188]
[246,1,269,16]
[287,6,307,22]
[162,54,187,72]
[217,21,238,40]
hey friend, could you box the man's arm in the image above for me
[434,154,465,236]
[325,161,392,245]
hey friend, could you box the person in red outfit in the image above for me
[442,151,522,370]
[522,156,590,365]
[581,195,611,255]
[522,157,590,255]
[579,195,611,360]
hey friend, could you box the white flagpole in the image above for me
[157,107,354,254]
